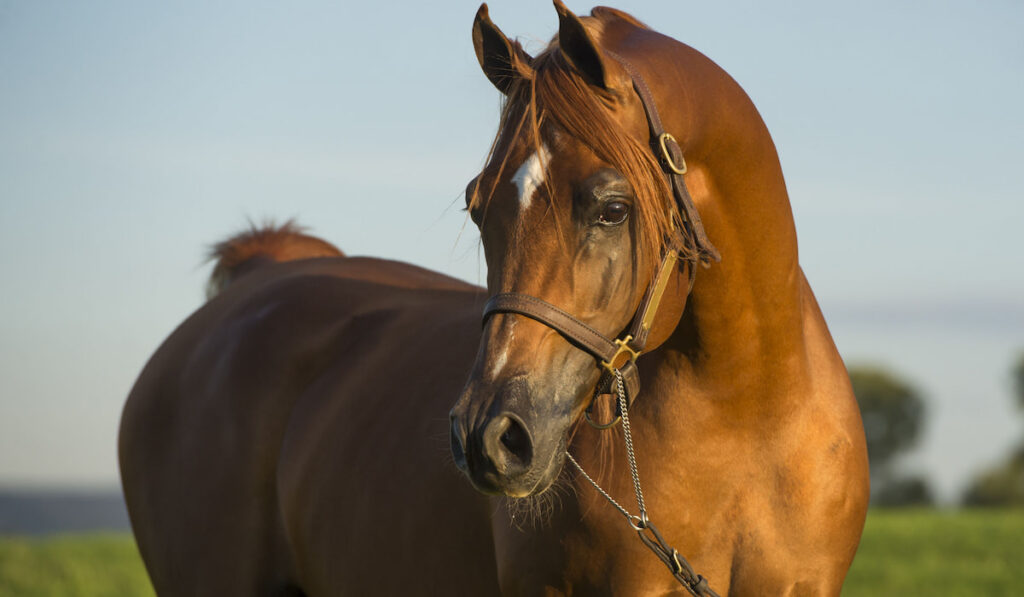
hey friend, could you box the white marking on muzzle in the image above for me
[511,145,551,211]
[489,318,517,377]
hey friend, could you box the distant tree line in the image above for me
[961,353,1024,507]
[848,365,933,507]
[849,353,1024,508]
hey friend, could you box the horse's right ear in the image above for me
[473,4,533,94]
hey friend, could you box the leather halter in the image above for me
[482,54,720,423]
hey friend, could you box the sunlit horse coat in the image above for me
[120,4,869,595]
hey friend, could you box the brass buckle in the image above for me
[588,337,638,430]
[658,133,687,175]
[600,336,639,375]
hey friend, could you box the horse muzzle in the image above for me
[449,377,567,497]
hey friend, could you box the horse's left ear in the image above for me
[553,0,627,91]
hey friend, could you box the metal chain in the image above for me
[616,369,647,524]
[566,371,720,597]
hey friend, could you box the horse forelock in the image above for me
[469,36,686,275]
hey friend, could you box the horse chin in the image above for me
[466,474,541,498]
[500,452,573,530]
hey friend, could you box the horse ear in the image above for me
[553,0,625,91]
[473,4,532,94]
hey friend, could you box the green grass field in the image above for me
[1,510,1021,595]
[0,533,154,597]
[843,509,1024,596]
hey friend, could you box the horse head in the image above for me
[449,2,712,498]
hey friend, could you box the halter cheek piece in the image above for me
[481,54,720,425]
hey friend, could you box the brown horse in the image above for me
[120,3,868,595]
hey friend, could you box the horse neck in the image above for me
[647,61,808,418]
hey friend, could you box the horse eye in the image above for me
[598,201,630,226]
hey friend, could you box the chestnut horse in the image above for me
[120,3,868,595]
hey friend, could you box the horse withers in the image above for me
[120,4,868,595]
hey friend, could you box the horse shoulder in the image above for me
[739,271,868,592]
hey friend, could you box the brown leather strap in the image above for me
[483,293,619,363]
[483,294,642,403]
[622,252,685,350]
[483,255,684,360]
[594,360,640,402]
[482,243,689,414]
[606,51,721,266]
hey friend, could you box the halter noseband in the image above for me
[481,54,720,423]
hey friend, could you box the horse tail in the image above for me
[205,220,344,299]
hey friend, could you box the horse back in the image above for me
[120,257,500,595]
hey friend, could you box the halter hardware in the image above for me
[658,133,687,175]
[584,397,622,430]
[601,336,639,375]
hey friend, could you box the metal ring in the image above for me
[658,133,687,175]
[585,398,622,430]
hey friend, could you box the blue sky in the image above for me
[1,1,1021,503]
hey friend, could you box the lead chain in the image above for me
[566,370,718,597]
[567,370,647,526]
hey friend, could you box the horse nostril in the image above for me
[500,417,531,464]
[483,413,533,475]
[450,417,468,471]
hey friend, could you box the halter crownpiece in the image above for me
[605,50,720,266]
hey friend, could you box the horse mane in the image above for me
[205,220,344,299]
[470,18,685,269]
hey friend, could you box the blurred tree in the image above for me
[873,475,935,507]
[1013,352,1024,410]
[849,366,925,472]
[962,445,1024,507]
[848,365,933,506]
[961,352,1024,507]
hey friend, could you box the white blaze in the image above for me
[490,146,546,376]
[489,318,516,376]
[510,145,551,210]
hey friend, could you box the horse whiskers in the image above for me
[503,466,575,531]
